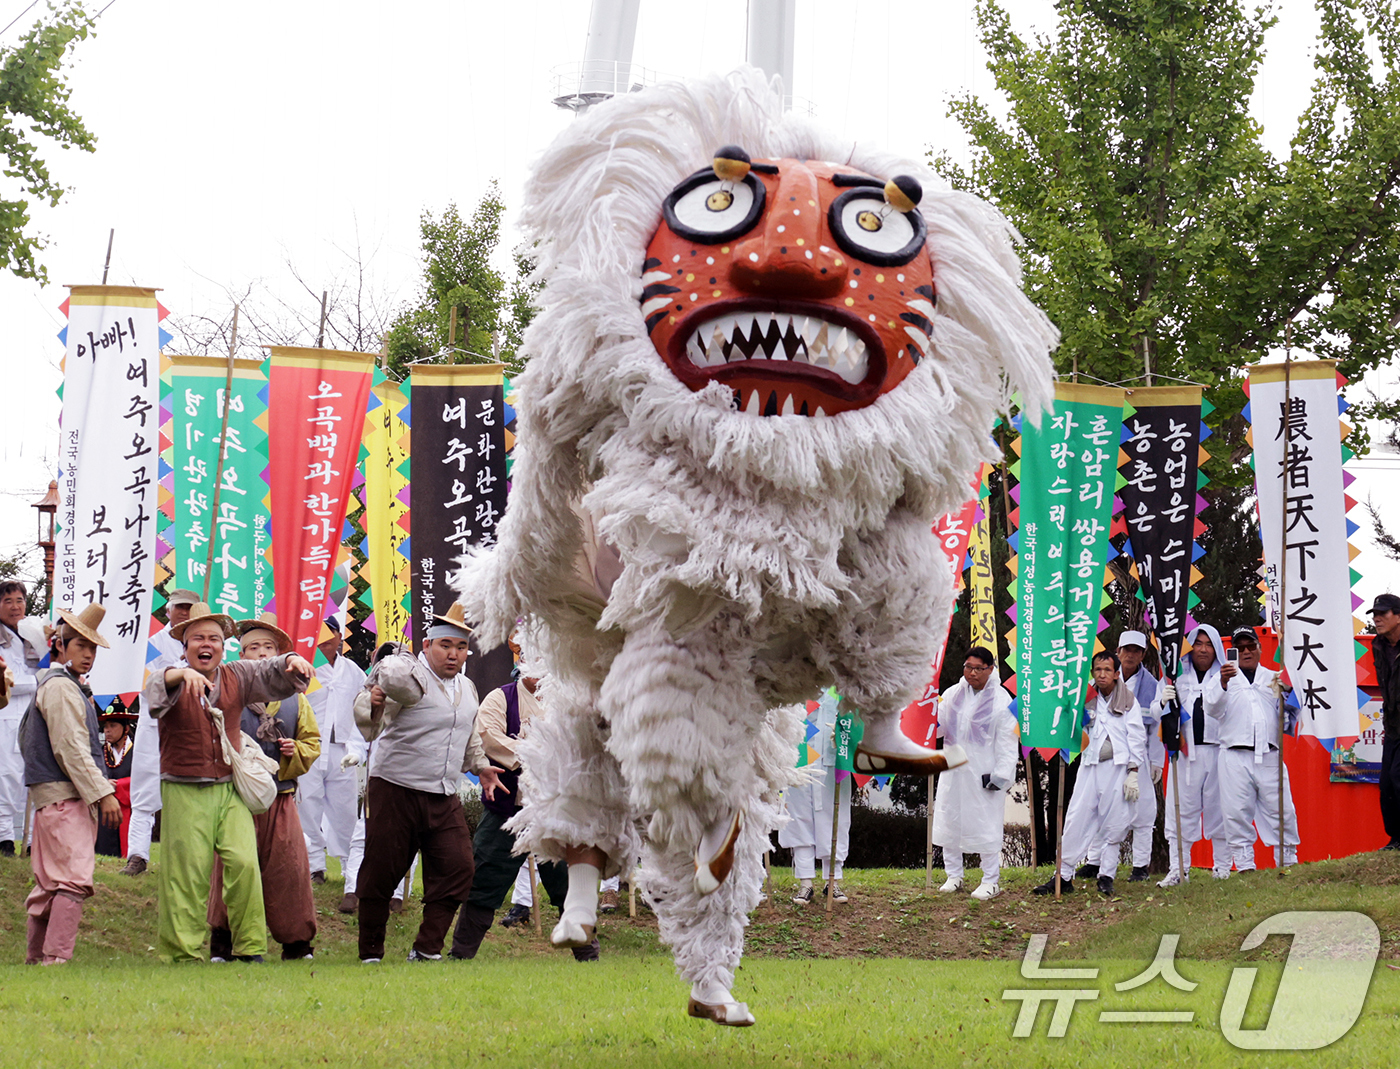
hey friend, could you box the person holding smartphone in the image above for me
[1207,627,1299,873]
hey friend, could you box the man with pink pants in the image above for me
[20,603,121,964]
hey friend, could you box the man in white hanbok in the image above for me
[1207,627,1299,873]
[0,580,46,856]
[931,647,1017,900]
[778,691,852,905]
[1156,624,1231,885]
[1034,651,1146,897]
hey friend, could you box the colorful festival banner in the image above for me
[1246,360,1363,744]
[1118,386,1204,666]
[899,469,984,746]
[169,356,271,622]
[969,476,997,655]
[55,286,165,696]
[359,378,412,643]
[407,363,511,690]
[266,347,374,660]
[1015,383,1126,751]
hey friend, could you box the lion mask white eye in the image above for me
[834,195,919,258]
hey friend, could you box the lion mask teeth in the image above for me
[683,311,869,385]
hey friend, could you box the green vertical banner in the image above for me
[169,355,272,620]
[1015,382,1126,752]
[833,693,865,780]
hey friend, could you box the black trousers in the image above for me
[1381,736,1400,843]
[451,807,566,958]
[357,777,475,960]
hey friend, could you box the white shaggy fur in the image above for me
[454,68,1056,997]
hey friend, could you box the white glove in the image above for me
[1161,683,1176,703]
[1151,764,1163,785]
[1269,674,1286,699]
[1123,769,1140,803]
[339,751,361,770]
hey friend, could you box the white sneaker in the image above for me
[360,957,381,964]
[1211,869,1231,880]
[938,877,963,894]
[1157,872,1188,888]
[209,956,229,964]
[970,882,1001,901]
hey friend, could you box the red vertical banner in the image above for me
[898,472,984,745]
[266,347,375,659]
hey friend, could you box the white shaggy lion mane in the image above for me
[456,68,1056,650]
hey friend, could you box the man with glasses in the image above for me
[931,646,1016,900]
[1369,594,1400,851]
[1207,627,1299,872]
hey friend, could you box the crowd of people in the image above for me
[1,573,1397,965]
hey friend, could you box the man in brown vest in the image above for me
[140,602,315,962]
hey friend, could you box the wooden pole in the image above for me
[200,306,240,602]
[1053,754,1067,898]
[448,305,458,358]
[101,229,114,285]
[764,849,772,906]
[628,863,637,917]
[925,774,934,890]
[528,855,542,936]
[316,289,328,348]
[826,773,842,913]
[1024,754,1038,867]
[1143,335,1152,387]
[1171,752,1185,883]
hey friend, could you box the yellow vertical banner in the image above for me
[362,379,411,643]
[969,464,997,654]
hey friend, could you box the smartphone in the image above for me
[1226,648,1239,663]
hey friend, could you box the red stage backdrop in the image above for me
[266,347,375,659]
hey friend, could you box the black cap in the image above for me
[1367,594,1400,615]
[1231,626,1260,646]
[324,616,341,632]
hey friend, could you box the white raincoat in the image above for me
[930,679,1017,854]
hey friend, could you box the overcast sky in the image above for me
[4,0,1393,607]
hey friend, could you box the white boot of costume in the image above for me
[693,810,743,895]
[855,713,967,776]
[689,977,755,1027]
[551,862,601,948]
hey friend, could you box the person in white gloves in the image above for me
[1078,630,1163,883]
[1034,651,1146,897]
[1207,627,1300,873]
[931,647,1016,900]
[1156,625,1230,885]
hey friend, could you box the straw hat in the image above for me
[429,602,475,636]
[56,603,111,649]
[235,611,293,654]
[170,602,236,642]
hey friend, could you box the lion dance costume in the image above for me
[455,69,1056,1025]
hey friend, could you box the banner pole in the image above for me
[628,862,637,918]
[101,228,114,285]
[763,850,772,908]
[317,290,328,349]
[925,774,934,890]
[1171,752,1185,883]
[1053,754,1066,899]
[1024,754,1038,867]
[826,773,841,914]
[200,305,240,602]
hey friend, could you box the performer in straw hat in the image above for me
[123,588,199,877]
[207,614,322,961]
[355,602,503,963]
[140,602,316,963]
[19,603,120,964]
[94,702,139,858]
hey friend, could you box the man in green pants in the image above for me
[140,602,315,962]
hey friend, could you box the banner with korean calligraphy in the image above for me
[1246,360,1363,744]
[407,362,511,691]
[169,356,271,623]
[898,469,984,747]
[266,348,374,660]
[1119,386,1204,670]
[359,378,412,643]
[969,476,997,655]
[1015,383,1126,751]
[55,286,164,696]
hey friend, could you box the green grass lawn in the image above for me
[1,851,1398,1066]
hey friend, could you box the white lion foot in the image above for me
[688,980,755,1027]
[693,810,743,896]
[855,715,967,775]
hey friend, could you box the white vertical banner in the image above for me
[1248,359,1360,742]
[56,285,162,696]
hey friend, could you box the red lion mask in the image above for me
[642,149,935,418]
